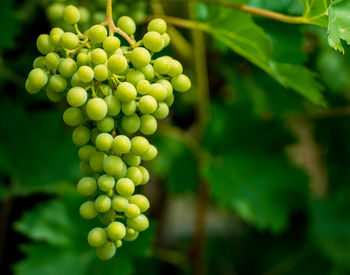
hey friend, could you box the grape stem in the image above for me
[102,0,136,48]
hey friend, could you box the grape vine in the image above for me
[25,1,190,260]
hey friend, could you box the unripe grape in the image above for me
[78,145,96,161]
[112,135,131,155]
[95,194,112,212]
[154,57,171,75]
[98,211,112,225]
[63,107,83,127]
[130,47,151,68]
[91,48,107,65]
[136,79,150,95]
[117,16,136,35]
[47,3,65,22]
[116,178,135,197]
[149,83,167,101]
[108,54,128,74]
[28,68,48,90]
[60,32,79,50]
[95,133,113,151]
[98,174,115,192]
[164,94,174,106]
[148,18,167,34]
[116,240,123,248]
[88,25,107,44]
[106,221,126,240]
[77,52,90,66]
[126,70,145,86]
[48,74,67,93]
[129,195,150,212]
[103,36,120,52]
[96,241,116,260]
[63,5,80,25]
[116,82,137,102]
[80,201,98,219]
[104,95,121,116]
[126,167,143,186]
[80,161,93,176]
[140,64,155,81]
[157,79,173,97]
[141,144,158,161]
[71,72,86,88]
[124,153,141,167]
[72,125,90,146]
[112,196,129,212]
[36,34,55,55]
[138,95,157,114]
[138,166,150,185]
[94,64,109,81]
[162,33,171,47]
[59,58,77,78]
[78,6,90,24]
[45,52,60,70]
[143,31,164,52]
[67,87,87,107]
[168,59,183,77]
[77,65,94,82]
[140,115,157,135]
[127,214,149,231]
[124,228,139,241]
[46,87,64,102]
[124,203,140,218]
[77,177,97,197]
[121,100,137,116]
[103,155,124,176]
[171,74,191,92]
[90,151,106,172]
[25,80,39,94]
[96,117,115,132]
[131,136,150,156]
[33,56,46,69]
[121,114,140,134]
[88,227,107,247]
[86,98,108,121]
[50,27,64,46]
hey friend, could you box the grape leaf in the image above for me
[302,0,331,27]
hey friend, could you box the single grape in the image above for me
[171,74,191,92]
[96,117,115,132]
[148,83,167,101]
[36,34,55,55]
[33,56,46,69]
[63,107,83,127]
[27,68,48,90]
[47,3,65,22]
[115,82,137,102]
[77,65,94,82]
[153,103,169,120]
[46,87,64,101]
[162,33,170,47]
[168,59,183,77]
[95,194,112,212]
[72,125,90,146]
[121,113,140,134]
[141,144,158,161]
[112,135,131,155]
[112,196,129,212]
[104,95,121,116]
[127,214,149,231]
[147,18,167,34]
[59,58,77,78]
[78,6,90,24]
[96,241,116,260]
[60,32,79,50]
[136,79,150,95]
[117,16,136,35]
[124,203,140,218]
[91,48,107,65]
[126,70,145,86]
[123,153,141,167]
[88,25,107,44]
[45,52,60,70]
[88,227,107,247]
[154,56,171,75]
[140,114,157,135]
[108,54,128,74]
[50,27,64,46]
[86,98,108,121]
[95,133,113,151]
[103,155,124,176]
[63,5,80,25]
[78,145,96,161]
[116,240,123,248]
[115,178,135,197]
[77,177,97,197]
[138,95,157,114]
[106,221,126,240]
[131,136,150,156]
[129,47,151,68]
[90,151,106,172]
[124,228,139,241]
[67,87,87,107]
[164,94,174,106]
[71,72,86,88]
[138,166,150,185]
[143,31,164,52]
[140,64,155,80]
[48,74,67,93]
[25,80,39,94]
[103,36,120,52]
[98,174,115,192]
[77,52,90,66]
[121,100,137,116]
[94,64,109,81]
[129,195,150,212]
[157,79,173,97]
[80,201,98,219]
[126,167,143,186]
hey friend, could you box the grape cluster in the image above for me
[25,4,190,260]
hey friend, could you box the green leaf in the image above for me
[302,0,330,27]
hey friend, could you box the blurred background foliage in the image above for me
[1,0,350,274]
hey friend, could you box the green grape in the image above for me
[63,5,80,25]
[45,52,60,70]
[72,125,90,146]
[94,64,109,81]
[59,58,77,78]
[141,144,158,161]
[80,161,94,176]
[140,64,155,81]
[33,56,46,69]
[116,178,135,197]
[140,114,157,135]
[88,227,107,247]
[131,136,150,156]
[50,27,64,46]
[86,98,108,121]
[138,95,157,114]
[98,174,115,192]
[154,56,171,75]
[124,153,141,167]
[147,18,167,34]
[164,94,174,106]
[103,155,124,176]
[171,74,191,92]
[129,47,151,68]
[78,6,90,24]
[89,151,106,172]
[103,36,120,52]
[91,128,102,144]
[47,3,65,22]
[77,177,97,197]
[95,133,113,151]
[121,113,140,134]
[126,70,145,86]
[71,72,86,88]
[25,79,39,94]
[77,52,90,66]
[108,54,128,74]
[36,34,55,55]
[157,79,173,97]
[88,25,107,44]
[138,166,150,185]
[143,31,164,53]
[162,33,170,47]
[124,203,140,218]
[104,95,121,116]
[129,195,150,212]
[106,221,126,240]
[112,196,129,212]
[67,87,87,107]
[127,214,149,232]
[63,107,83,127]
[78,145,96,161]
[115,82,137,102]
[96,117,115,132]
[153,102,169,119]
[78,65,94,82]
[148,83,167,101]
[121,100,137,115]
[124,228,139,241]
[80,201,98,219]
[96,241,116,260]
[168,59,183,77]
[27,68,48,90]
[126,167,143,186]
[112,135,131,155]
[136,79,150,95]
[116,240,123,248]
[46,86,64,101]
[95,194,112,212]
[48,74,67,93]
[117,16,136,35]
[91,48,107,65]
[99,211,112,225]
[60,32,79,50]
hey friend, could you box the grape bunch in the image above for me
[25,4,190,260]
